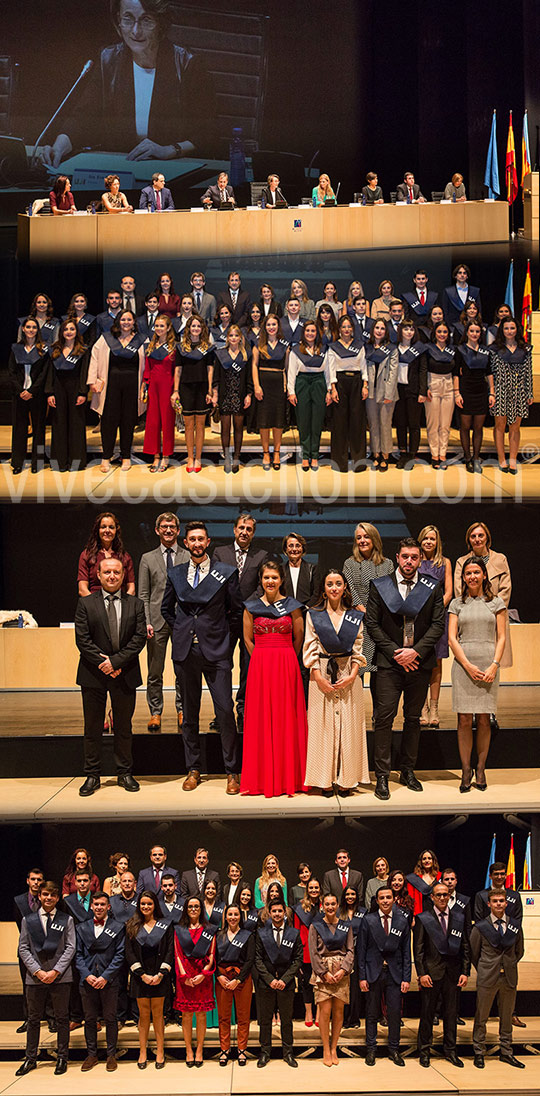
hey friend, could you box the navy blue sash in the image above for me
[39,319,59,343]
[460,346,490,371]
[365,344,391,364]
[77,917,124,954]
[366,910,408,953]
[294,903,320,929]
[77,313,95,330]
[179,344,212,362]
[217,929,252,963]
[53,349,85,372]
[497,347,527,366]
[293,349,326,370]
[109,895,137,922]
[308,608,363,656]
[448,286,476,312]
[398,344,424,363]
[243,909,259,932]
[244,596,302,618]
[172,561,236,607]
[103,332,145,356]
[452,893,470,914]
[209,327,228,349]
[162,901,185,923]
[417,910,464,956]
[427,344,455,365]
[406,873,436,896]
[259,339,288,365]
[313,918,351,951]
[175,923,217,958]
[330,340,365,360]
[26,911,70,957]
[348,910,367,938]
[476,916,521,950]
[11,344,45,366]
[64,894,93,923]
[136,920,170,948]
[258,922,299,964]
[375,574,438,618]
[208,901,226,926]
[215,347,248,373]
[147,342,175,362]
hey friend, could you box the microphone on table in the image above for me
[335,181,341,201]
[30,60,94,166]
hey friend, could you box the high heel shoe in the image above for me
[137,1060,147,1069]
[155,1059,166,1069]
[475,769,487,791]
[459,768,473,793]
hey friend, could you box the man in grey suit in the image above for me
[139,512,189,732]
[470,891,525,1070]
[17,880,76,1077]
[322,848,364,902]
[190,272,216,324]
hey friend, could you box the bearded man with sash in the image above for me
[470,891,525,1070]
[308,893,354,1067]
[255,900,303,1068]
[366,537,445,800]
[76,891,125,1072]
[413,882,470,1068]
[161,520,242,795]
[16,880,76,1077]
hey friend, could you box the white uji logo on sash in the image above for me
[210,570,226,584]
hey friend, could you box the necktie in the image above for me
[341,871,347,889]
[420,290,425,306]
[236,548,245,576]
[193,564,200,588]
[106,594,119,652]
[409,187,413,201]
[154,868,160,888]
[156,190,161,211]
[383,914,389,935]
[127,295,134,312]
[45,913,52,936]
[166,548,173,570]
[496,918,505,939]
[402,580,414,647]
[30,895,39,912]
[439,912,447,935]
[94,919,105,926]
[276,929,282,948]
[232,291,238,307]
[220,189,226,202]
[196,292,202,311]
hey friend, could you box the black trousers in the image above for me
[418,967,459,1055]
[69,967,84,1022]
[11,393,46,468]
[26,981,71,1061]
[49,370,87,470]
[394,386,423,456]
[330,372,367,470]
[374,664,431,776]
[366,968,401,1051]
[81,683,136,775]
[229,624,250,716]
[174,647,239,773]
[257,980,295,1056]
[101,367,138,459]
[80,981,119,1057]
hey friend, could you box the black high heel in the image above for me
[459,768,473,793]
[475,769,487,791]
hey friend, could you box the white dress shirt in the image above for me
[288,564,300,596]
[395,569,419,599]
[187,556,210,587]
[101,588,122,628]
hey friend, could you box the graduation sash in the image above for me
[26,910,70,957]
[175,923,218,958]
[162,901,185,923]
[172,561,236,607]
[147,343,175,362]
[452,893,470,915]
[496,347,527,366]
[208,901,226,926]
[11,344,45,366]
[330,340,365,361]
[77,313,95,331]
[406,873,436,896]
[460,346,490,371]
[244,596,302,618]
[77,918,124,960]
[312,918,351,951]
[427,344,455,366]
[215,346,248,374]
[375,575,438,618]
[478,888,521,919]
[294,903,320,930]
[217,928,252,963]
[417,910,464,956]
[476,916,521,950]
[40,319,59,342]
[293,349,326,370]
[365,344,392,364]
[64,894,93,923]
[136,920,170,948]
[53,349,85,372]
[349,910,367,938]
[447,286,477,312]
[243,909,259,932]
[258,921,299,964]
[398,344,424,364]
[308,608,363,656]
[259,338,289,364]
[109,895,137,922]
[366,911,408,953]
[103,332,145,356]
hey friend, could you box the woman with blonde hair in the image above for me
[312,173,335,207]
[370,280,394,321]
[418,525,452,728]
[254,854,287,907]
[342,522,394,718]
[289,278,316,322]
[172,315,214,473]
[454,521,512,672]
[141,314,178,472]
[342,280,368,318]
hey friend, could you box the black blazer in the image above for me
[120,292,145,317]
[322,868,364,902]
[180,867,222,898]
[260,185,287,207]
[212,543,268,602]
[202,183,236,209]
[396,182,425,202]
[74,591,147,689]
[258,297,283,318]
[413,908,470,979]
[216,288,251,328]
[8,351,48,396]
[255,926,303,985]
[474,887,523,924]
[365,573,445,672]
[161,562,243,662]
[282,560,317,606]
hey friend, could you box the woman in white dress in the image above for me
[304,570,368,796]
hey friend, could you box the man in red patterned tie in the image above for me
[396,171,427,204]
[322,849,364,903]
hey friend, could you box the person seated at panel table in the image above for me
[201,171,236,208]
[102,174,133,214]
[360,172,384,204]
[443,173,467,202]
[312,173,335,206]
[260,174,287,207]
[395,171,427,203]
[139,172,175,210]
[49,175,76,215]
[36,0,217,167]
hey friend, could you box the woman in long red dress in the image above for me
[141,315,178,472]
[406,848,441,915]
[240,559,308,797]
[174,896,217,1066]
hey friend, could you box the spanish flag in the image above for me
[522,259,532,341]
[506,835,516,889]
[506,111,519,204]
[521,109,532,186]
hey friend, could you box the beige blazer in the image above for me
[454,549,512,667]
[88,334,146,417]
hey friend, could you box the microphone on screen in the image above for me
[31,60,94,166]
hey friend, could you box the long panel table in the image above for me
[18,201,509,262]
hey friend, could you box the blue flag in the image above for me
[485,834,496,888]
[504,260,514,316]
[484,110,500,199]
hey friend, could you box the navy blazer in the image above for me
[161,561,243,662]
[402,290,439,319]
[63,893,94,924]
[137,865,180,896]
[357,909,412,984]
[139,185,175,211]
[442,284,482,326]
[76,916,125,984]
[109,894,138,923]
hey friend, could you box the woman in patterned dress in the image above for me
[418,525,452,728]
[304,570,368,796]
[490,318,533,473]
[342,522,394,719]
[212,325,252,472]
[174,896,217,1066]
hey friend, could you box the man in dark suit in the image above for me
[190,272,216,324]
[474,861,523,924]
[351,297,374,341]
[470,891,525,1070]
[216,271,250,327]
[75,557,147,797]
[366,537,445,800]
[402,270,438,320]
[280,297,304,346]
[16,880,76,1077]
[442,264,482,326]
[396,171,426,203]
[414,881,470,1068]
[76,891,125,1073]
[358,885,411,1066]
[202,170,236,209]
[139,172,175,211]
[14,869,44,1033]
[282,532,316,604]
[180,847,221,898]
[387,299,405,342]
[95,290,122,338]
[137,845,180,895]
[212,512,267,730]
[137,293,160,341]
[119,274,145,316]
[255,900,303,1068]
[161,520,242,794]
[139,511,190,732]
[322,849,364,902]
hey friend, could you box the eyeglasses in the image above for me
[119,14,157,31]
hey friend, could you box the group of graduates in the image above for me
[13,845,527,1074]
